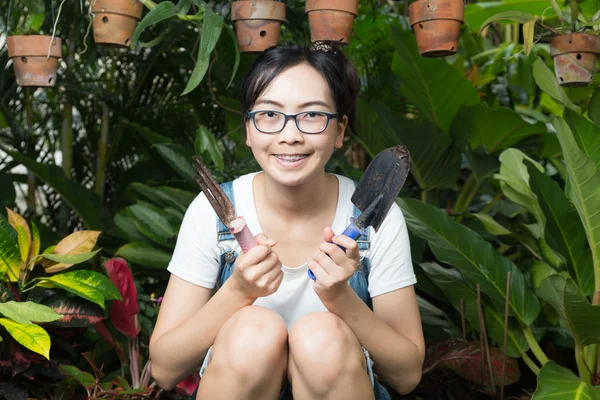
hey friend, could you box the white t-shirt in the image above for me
[167,172,416,328]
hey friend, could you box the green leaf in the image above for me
[0,214,20,282]
[479,10,537,30]
[527,163,594,295]
[128,203,177,247]
[58,365,96,390]
[553,118,600,295]
[530,260,558,291]
[390,27,480,132]
[114,209,151,244]
[130,183,194,213]
[40,249,101,265]
[494,149,546,233]
[115,242,172,269]
[421,262,529,358]
[533,59,581,114]
[589,88,600,127]
[537,274,570,323]
[358,101,461,189]
[398,198,541,325]
[523,20,536,56]
[465,0,550,31]
[2,151,110,230]
[0,318,50,359]
[29,221,40,261]
[182,6,223,95]
[14,224,29,263]
[563,109,600,169]
[471,213,512,236]
[195,126,224,171]
[130,1,178,48]
[224,25,240,89]
[44,296,106,328]
[531,361,600,399]
[154,143,196,184]
[121,119,173,145]
[564,278,600,346]
[0,301,62,324]
[38,270,121,309]
[452,103,547,154]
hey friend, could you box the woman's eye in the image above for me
[307,112,323,118]
[266,111,277,118]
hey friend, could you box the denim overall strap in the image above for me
[216,181,238,287]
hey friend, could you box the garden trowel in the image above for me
[308,145,411,280]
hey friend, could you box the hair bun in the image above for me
[310,41,341,56]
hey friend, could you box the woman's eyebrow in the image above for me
[254,99,332,109]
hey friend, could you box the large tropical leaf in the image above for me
[130,1,178,47]
[494,149,546,234]
[367,101,461,189]
[589,89,600,126]
[553,118,600,294]
[0,214,20,282]
[527,163,594,295]
[390,27,480,132]
[115,242,172,269]
[154,143,196,184]
[128,202,178,248]
[42,230,102,273]
[451,103,547,154]
[398,198,541,325]
[2,151,111,230]
[182,6,223,95]
[195,125,224,171]
[421,262,529,357]
[131,183,195,213]
[0,301,62,325]
[58,365,96,390]
[37,271,121,309]
[531,361,600,399]
[5,208,31,263]
[0,318,50,359]
[563,110,600,169]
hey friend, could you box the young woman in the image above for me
[149,43,425,400]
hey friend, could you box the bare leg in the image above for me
[197,306,288,400]
[287,312,375,400]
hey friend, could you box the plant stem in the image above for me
[138,0,204,21]
[454,174,479,222]
[584,344,598,380]
[576,344,592,383]
[520,350,541,375]
[94,103,109,200]
[421,189,428,204]
[480,191,504,215]
[523,326,549,366]
[24,88,36,213]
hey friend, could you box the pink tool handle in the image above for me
[230,216,257,254]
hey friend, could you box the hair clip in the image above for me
[310,41,340,56]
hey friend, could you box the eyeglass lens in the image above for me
[254,111,330,133]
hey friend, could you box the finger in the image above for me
[312,250,341,275]
[308,259,329,282]
[238,244,272,269]
[253,251,281,276]
[323,226,335,243]
[332,234,360,260]
[255,233,277,247]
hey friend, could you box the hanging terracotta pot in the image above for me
[231,0,286,53]
[7,35,62,87]
[408,0,464,58]
[305,0,359,45]
[92,0,144,47]
[550,33,600,87]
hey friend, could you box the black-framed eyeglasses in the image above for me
[247,110,340,134]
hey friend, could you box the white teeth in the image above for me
[276,155,308,162]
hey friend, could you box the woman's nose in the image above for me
[278,117,304,144]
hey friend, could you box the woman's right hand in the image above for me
[230,234,283,300]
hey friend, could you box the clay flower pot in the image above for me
[408,0,464,58]
[7,35,62,87]
[231,0,286,53]
[550,33,600,87]
[305,0,359,44]
[92,0,144,47]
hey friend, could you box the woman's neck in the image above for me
[254,172,336,221]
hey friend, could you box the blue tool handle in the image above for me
[308,218,366,281]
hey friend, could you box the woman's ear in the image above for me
[244,125,251,147]
[334,115,348,149]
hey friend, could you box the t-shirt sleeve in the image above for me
[166,193,221,289]
[367,202,416,297]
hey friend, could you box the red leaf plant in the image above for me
[423,339,521,392]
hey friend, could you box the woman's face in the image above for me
[245,63,347,187]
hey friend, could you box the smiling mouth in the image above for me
[274,154,309,162]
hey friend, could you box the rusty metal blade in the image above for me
[351,145,410,232]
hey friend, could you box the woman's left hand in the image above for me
[309,226,361,303]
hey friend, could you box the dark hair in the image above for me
[240,42,361,133]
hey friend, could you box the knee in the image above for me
[288,312,364,385]
[215,306,288,373]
